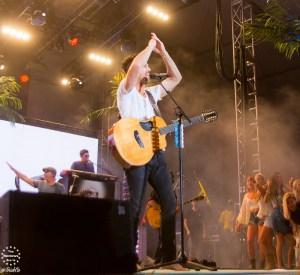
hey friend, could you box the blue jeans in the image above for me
[125,151,177,262]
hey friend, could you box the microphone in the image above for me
[150,73,169,80]
[184,194,205,205]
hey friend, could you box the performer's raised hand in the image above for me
[151,32,166,55]
[148,35,157,51]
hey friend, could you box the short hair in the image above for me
[80,149,89,157]
[122,54,137,73]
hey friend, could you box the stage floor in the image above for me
[138,268,300,275]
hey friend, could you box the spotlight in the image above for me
[60,76,84,89]
[19,74,30,84]
[0,64,5,70]
[68,36,79,47]
[61,78,70,86]
[31,10,47,26]
[146,6,169,21]
[1,25,31,41]
[70,77,84,90]
[88,52,112,65]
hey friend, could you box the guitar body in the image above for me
[112,116,167,167]
[110,111,218,167]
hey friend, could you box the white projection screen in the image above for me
[0,120,98,196]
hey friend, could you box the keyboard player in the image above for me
[60,149,95,192]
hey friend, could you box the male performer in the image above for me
[117,32,182,263]
[71,149,95,172]
[59,149,95,191]
[7,162,65,194]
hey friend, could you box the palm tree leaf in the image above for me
[244,0,300,59]
[0,106,25,124]
[82,71,125,124]
[0,76,24,123]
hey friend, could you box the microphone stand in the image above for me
[140,84,217,271]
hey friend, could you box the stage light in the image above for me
[70,77,85,90]
[146,6,169,21]
[19,74,30,84]
[31,10,47,26]
[0,64,5,70]
[88,53,112,65]
[68,37,79,47]
[1,26,31,41]
[60,77,85,89]
[61,78,70,86]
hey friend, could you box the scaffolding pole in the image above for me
[231,0,261,206]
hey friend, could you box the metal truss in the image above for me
[231,0,261,205]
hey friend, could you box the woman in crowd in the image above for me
[255,174,275,269]
[283,184,300,268]
[236,176,259,269]
[269,173,295,269]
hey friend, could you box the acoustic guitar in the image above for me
[109,110,217,167]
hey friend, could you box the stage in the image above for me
[138,268,300,275]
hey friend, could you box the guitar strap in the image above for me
[145,90,162,117]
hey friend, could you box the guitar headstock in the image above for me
[202,110,218,123]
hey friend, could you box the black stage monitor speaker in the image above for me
[0,191,136,274]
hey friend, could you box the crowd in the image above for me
[236,172,300,269]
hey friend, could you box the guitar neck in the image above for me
[159,115,206,135]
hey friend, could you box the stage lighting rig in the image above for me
[61,78,70,86]
[1,26,31,41]
[68,34,80,47]
[146,6,169,21]
[19,74,30,84]
[88,53,112,65]
[70,76,85,90]
[30,10,47,26]
[60,76,85,90]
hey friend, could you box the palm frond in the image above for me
[81,106,118,124]
[244,0,300,59]
[0,106,25,124]
[82,71,125,123]
[109,71,126,99]
[0,76,24,123]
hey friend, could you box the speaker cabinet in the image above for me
[0,191,136,274]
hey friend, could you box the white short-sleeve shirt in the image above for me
[117,79,166,120]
